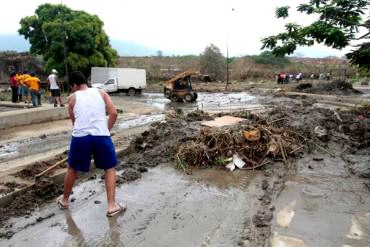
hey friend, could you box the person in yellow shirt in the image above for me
[15,72,23,102]
[24,72,41,107]
[19,71,31,103]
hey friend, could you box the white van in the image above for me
[91,67,146,95]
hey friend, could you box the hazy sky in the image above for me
[0,0,353,57]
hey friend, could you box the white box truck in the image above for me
[91,67,146,96]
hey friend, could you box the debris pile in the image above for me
[176,123,304,169]
[123,101,369,174]
[294,80,363,95]
[165,109,213,122]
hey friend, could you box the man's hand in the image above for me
[99,90,117,131]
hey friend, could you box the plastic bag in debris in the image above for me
[226,154,246,171]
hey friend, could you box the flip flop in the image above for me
[57,195,68,210]
[106,202,126,217]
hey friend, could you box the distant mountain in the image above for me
[0,34,165,56]
[110,39,159,56]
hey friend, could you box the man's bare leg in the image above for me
[105,168,120,212]
[61,166,78,206]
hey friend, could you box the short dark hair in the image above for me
[69,71,87,86]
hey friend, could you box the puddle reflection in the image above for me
[63,211,124,247]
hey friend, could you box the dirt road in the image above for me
[0,166,264,246]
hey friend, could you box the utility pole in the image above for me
[225,8,234,89]
[226,43,229,85]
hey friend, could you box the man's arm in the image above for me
[68,94,76,126]
[99,90,117,131]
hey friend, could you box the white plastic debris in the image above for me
[233,154,246,169]
[226,154,246,171]
[226,162,236,171]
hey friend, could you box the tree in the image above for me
[251,51,290,67]
[18,4,118,77]
[200,44,226,81]
[156,50,163,57]
[262,0,370,70]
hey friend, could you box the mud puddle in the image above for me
[0,165,262,246]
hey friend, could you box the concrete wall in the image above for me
[0,105,68,129]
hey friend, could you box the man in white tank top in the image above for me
[57,71,125,217]
[46,69,64,107]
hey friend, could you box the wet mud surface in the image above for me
[271,148,370,247]
[0,91,369,246]
[0,166,264,246]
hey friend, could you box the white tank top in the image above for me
[72,88,110,137]
[48,74,59,90]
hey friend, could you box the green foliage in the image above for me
[276,6,290,18]
[18,3,117,77]
[251,51,290,67]
[262,0,370,70]
[200,44,226,81]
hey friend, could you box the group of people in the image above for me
[276,72,303,84]
[8,69,64,107]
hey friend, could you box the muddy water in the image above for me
[117,114,165,130]
[0,132,70,163]
[139,92,261,112]
[0,116,163,164]
[271,150,370,247]
[1,165,262,246]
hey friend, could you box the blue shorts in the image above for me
[68,135,118,172]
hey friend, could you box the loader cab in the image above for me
[164,70,198,103]
[174,75,192,90]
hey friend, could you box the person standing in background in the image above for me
[16,71,23,102]
[47,69,64,107]
[24,72,41,107]
[20,71,31,103]
[8,72,19,103]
